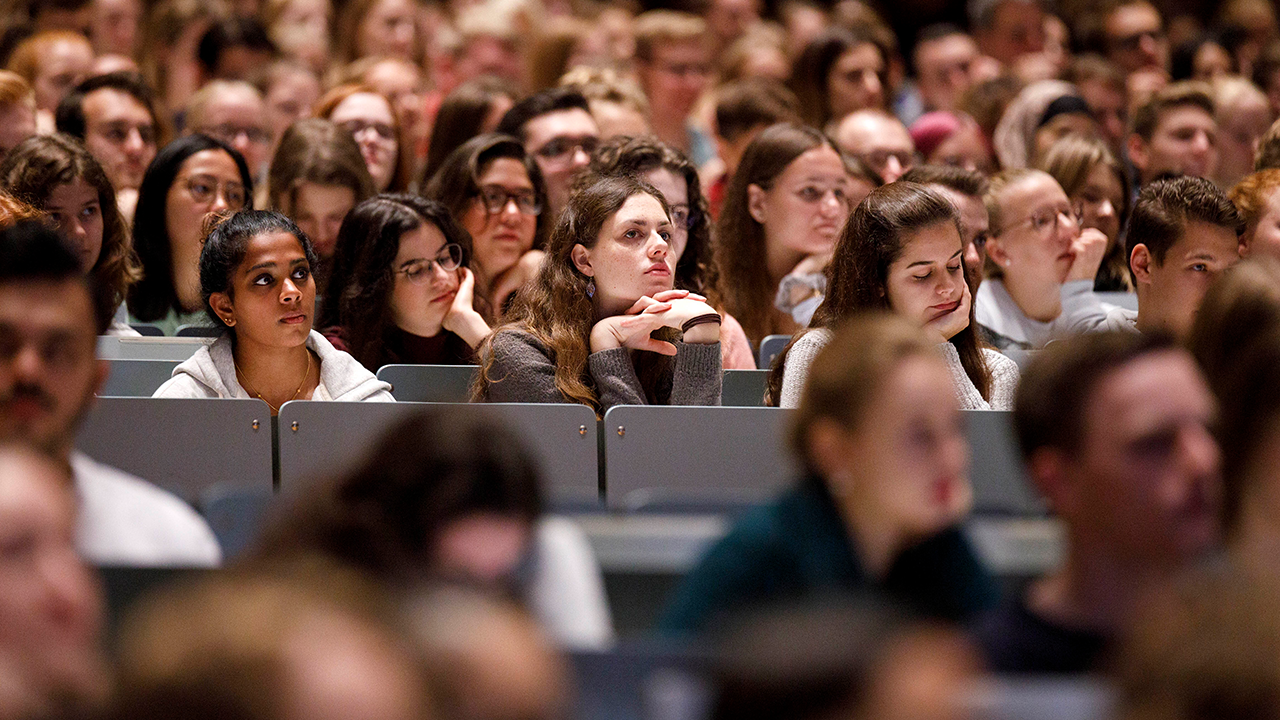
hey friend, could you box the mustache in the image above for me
[0,384,56,411]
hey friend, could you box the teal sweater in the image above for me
[659,478,999,635]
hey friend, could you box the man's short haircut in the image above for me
[184,80,263,132]
[196,17,277,77]
[968,0,1042,30]
[1126,176,1244,275]
[631,10,707,62]
[715,79,801,143]
[1014,331,1178,460]
[494,87,590,145]
[913,23,970,71]
[0,219,86,285]
[901,164,989,198]
[1254,117,1280,171]
[1130,81,1214,142]
[55,71,160,140]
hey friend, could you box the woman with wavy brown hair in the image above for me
[0,134,142,334]
[474,174,722,412]
[587,135,756,368]
[768,182,1017,410]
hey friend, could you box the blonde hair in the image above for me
[983,167,1048,278]
[632,11,708,62]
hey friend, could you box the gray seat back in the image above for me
[99,359,180,397]
[721,369,769,407]
[967,410,1045,515]
[602,405,798,511]
[96,335,212,360]
[276,401,601,508]
[376,364,478,402]
[757,334,790,369]
[76,397,274,502]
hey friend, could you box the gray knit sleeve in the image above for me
[482,330,569,403]
[588,347,648,409]
[670,341,722,406]
[779,329,831,409]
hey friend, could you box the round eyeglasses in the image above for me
[394,243,464,284]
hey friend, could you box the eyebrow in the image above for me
[905,250,962,269]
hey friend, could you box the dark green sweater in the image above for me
[659,478,1000,635]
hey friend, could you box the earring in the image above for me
[586,279,595,298]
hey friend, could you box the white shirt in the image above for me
[72,452,222,567]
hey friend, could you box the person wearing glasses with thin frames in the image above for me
[320,194,492,370]
[425,134,550,318]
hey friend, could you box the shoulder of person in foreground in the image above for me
[70,452,222,567]
[309,331,395,402]
[527,516,615,650]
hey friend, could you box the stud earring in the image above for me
[586,279,596,298]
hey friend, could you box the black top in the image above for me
[660,477,1000,635]
[971,593,1110,674]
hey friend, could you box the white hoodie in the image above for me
[154,330,394,402]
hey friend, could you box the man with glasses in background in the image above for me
[497,88,600,223]
[184,80,271,192]
[831,108,917,183]
[632,11,715,165]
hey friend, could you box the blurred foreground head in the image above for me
[0,443,107,720]
[110,557,434,720]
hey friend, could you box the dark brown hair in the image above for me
[0,133,141,333]
[267,118,376,218]
[1126,175,1244,283]
[1130,81,1215,142]
[1014,330,1177,461]
[715,123,848,347]
[766,182,992,405]
[422,76,519,183]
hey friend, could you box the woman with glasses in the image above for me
[316,84,409,193]
[155,210,393,407]
[320,194,490,371]
[768,182,1018,410]
[715,123,857,348]
[426,133,549,316]
[975,168,1109,351]
[127,135,253,334]
[587,135,756,368]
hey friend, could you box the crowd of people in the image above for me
[5,0,1280,716]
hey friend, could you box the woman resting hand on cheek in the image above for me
[475,174,722,411]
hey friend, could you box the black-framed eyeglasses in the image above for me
[395,243,464,284]
[179,174,247,209]
[669,204,694,230]
[1113,29,1164,53]
[534,135,599,161]
[476,185,542,216]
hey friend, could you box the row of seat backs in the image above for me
[98,360,776,408]
[77,398,1044,516]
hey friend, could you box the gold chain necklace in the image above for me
[234,351,312,413]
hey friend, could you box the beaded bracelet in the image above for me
[681,312,723,333]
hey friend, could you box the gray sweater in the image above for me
[481,328,722,409]
[778,328,1019,410]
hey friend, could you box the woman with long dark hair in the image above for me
[770,182,1018,410]
[321,194,491,371]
